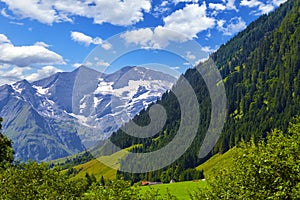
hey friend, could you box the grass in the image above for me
[196,147,237,178]
[66,145,142,181]
[139,181,207,199]
[70,158,117,180]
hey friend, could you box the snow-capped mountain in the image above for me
[0,66,176,161]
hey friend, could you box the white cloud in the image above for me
[71,31,112,49]
[170,66,180,70]
[96,60,110,67]
[73,63,82,68]
[0,34,64,67]
[71,31,102,46]
[240,0,287,14]
[1,0,151,26]
[9,21,24,26]
[186,51,196,60]
[121,28,154,47]
[26,66,62,82]
[121,3,215,49]
[121,26,187,49]
[195,57,209,65]
[217,17,246,36]
[163,3,215,39]
[173,0,198,5]
[258,3,274,14]
[209,3,226,11]
[1,8,13,19]
[208,0,237,13]
[101,42,112,50]
[161,1,169,7]
[224,0,238,11]
[0,34,10,44]
[240,0,262,7]
[152,3,171,18]
[272,0,287,6]
[201,46,214,53]
[83,61,93,67]
[34,41,51,48]
[0,66,30,85]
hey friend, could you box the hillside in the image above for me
[108,0,300,183]
[196,148,236,178]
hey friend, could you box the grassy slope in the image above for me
[67,145,142,180]
[140,181,207,199]
[71,158,117,180]
[196,147,237,178]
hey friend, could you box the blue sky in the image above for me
[0,0,287,85]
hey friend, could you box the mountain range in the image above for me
[0,66,176,161]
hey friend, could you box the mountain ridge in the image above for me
[0,66,176,161]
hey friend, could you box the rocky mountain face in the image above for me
[0,66,176,161]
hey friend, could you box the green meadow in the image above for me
[139,181,208,199]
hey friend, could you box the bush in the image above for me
[191,118,300,199]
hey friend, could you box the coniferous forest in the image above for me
[113,0,300,184]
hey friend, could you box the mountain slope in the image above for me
[109,0,300,182]
[0,66,176,161]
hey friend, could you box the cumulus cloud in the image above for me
[209,3,226,11]
[240,0,262,7]
[217,17,246,36]
[121,2,215,49]
[0,66,30,85]
[0,34,10,43]
[71,31,112,49]
[121,28,154,47]
[0,34,64,67]
[1,0,151,26]
[240,0,287,14]
[71,31,102,46]
[121,26,187,49]
[26,66,62,82]
[163,3,215,39]
[225,0,238,11]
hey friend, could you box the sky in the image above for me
[0,0,287,85]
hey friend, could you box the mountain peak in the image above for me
[72,65,104,75]
[12,79,32,91]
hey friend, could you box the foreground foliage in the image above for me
[191,118,300,199]
[0,162,87,199]
[0,117,13,167]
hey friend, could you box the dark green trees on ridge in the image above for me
[111,0,300,183]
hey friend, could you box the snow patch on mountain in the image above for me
[0,66,176,161]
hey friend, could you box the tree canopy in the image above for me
[0,117,14,166]
[191,117,300,199]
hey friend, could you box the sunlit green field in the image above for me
[139,181,207,199]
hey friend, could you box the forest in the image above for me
[112,0,300,183]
